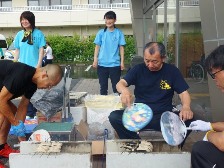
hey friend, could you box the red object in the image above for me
[0,162,6,168]
[0,163,5,168]
[0,144,19,158]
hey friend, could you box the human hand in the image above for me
[11,120,26,137]
[179,107,193,121]
[120,89,133,108]
[189,120,213,131]
[92,61,98,68]
[120,63,125,71]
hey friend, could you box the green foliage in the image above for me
[167,34,175,64]
[124,36,136,63]
[45,34,136,64]
[6,36,14,46]
[157,33,164,43]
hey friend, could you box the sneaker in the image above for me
[0,144,19,158]
[26,116,31,119]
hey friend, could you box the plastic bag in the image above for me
[87,121,115,140]
[30,78,71,119]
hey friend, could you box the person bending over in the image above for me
[0,60,62,158]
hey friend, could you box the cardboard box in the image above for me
[76,120,88,141]
[76,121,105,155]
[92,141,105,155]
[36,111,62,124]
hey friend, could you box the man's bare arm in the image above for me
[178,90,193,121]
[116,79,133,107]
[16,96,30,122]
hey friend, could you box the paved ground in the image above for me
[2,77,210,167]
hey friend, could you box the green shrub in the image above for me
[45,34,135,64]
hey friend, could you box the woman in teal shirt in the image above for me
[14,11,46,119]
[14,11,46,68]
[92,11,126,95]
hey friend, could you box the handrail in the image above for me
[159,0,199,8]
[0,3,130,12]
[0,0,199,12]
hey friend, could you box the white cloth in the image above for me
[189,120,212,131]
[45,46,53,59]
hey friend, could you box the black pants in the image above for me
[26,102,37,118]
[45,59,53,65]
[109,109,193,147]
[97,66,121,95]
[191,141,224,168]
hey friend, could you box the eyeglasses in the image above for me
[209,69,224,79]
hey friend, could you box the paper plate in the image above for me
[122,103,153,132]
[28,129,51,142]
[160,111,187,146]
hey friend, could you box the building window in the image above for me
[89,0,99,4]
[27,0,71,6]
[28,0,39,6]
[89,0,129,4]
[112,0,122,3]
[39,0,49,6]
[0,0,12,7]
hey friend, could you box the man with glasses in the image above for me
[190,45,224,168]
[0,60,62,158]
[109,42,193,146]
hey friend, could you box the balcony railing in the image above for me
[0,3,130,12]
[159,0,199,8]
[179,0,199,6]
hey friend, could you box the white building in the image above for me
[0,0,132,38]
[0,0,200,38]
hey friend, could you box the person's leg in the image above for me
[171,111,194,148]
[48,59,53,64]
[45,59,53,65]
[191,141,224,168]
[0,101,19,157]
[0,101,17,145]
[26,102,37,118]
[180,116,194,148]
[97,66,109,95]
[143,111,194,148]
[109,110,140,139]
[0,115,11,146]
[142,113,162,131]
[109,66,121,94]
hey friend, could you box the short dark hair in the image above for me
[20,11,36,30]
[104,11,116,20]
[143,42,166,58]
[205,45,224,72]
[46,42,50,46]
